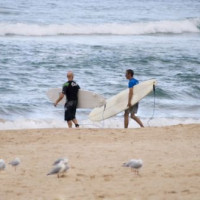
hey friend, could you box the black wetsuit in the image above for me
[62,81,80,121]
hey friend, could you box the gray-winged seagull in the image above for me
[9,158,20,171]
[123,159,143,174]
[47,159,69,178]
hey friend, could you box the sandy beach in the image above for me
[0,124,200,200]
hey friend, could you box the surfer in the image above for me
[124,69,144,128]
[54,71,80,128]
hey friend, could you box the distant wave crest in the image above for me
[0,18,200,36]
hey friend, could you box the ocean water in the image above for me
[0,0,200,129]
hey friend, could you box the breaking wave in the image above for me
[0,18,200,36]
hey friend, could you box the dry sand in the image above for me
[0,124,200,200]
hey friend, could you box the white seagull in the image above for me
[0,159,6,171]
[123,159,143,175]
[47,159,69,178]
[9,158,21,171]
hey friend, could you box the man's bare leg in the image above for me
[72,118,79,128]
[67,120,73,128]
[131,113,144,127]
[124,112,129,128]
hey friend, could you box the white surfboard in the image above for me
[89,79,157,121]
[47,88,106,109]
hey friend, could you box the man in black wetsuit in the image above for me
[54,71,80,128]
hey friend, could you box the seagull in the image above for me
[47,160,69,178]
[55,158,69,175]
[9,158,21,171]
[123,159,143,175]
[53,158,68,166]
[0,159,6,171]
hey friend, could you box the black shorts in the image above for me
[64,100,77,121]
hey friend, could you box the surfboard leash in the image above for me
[147,84,156,127]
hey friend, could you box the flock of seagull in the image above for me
[0,158,21,171]
[0,157,143,178]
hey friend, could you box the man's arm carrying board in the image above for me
[89,79,157,121]
[47,88,106,109]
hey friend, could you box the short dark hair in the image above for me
[126,69,134,77]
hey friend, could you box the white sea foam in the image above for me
[0,19,199,36]
[0,117,199,130]
[0,119,67,130]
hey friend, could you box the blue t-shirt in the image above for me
[128,78,139,88]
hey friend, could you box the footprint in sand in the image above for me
[103,174,113,181]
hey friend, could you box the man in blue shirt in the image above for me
[124,69,144,128]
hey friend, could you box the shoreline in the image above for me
[0,117,200,130]
[0,124,200,200]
